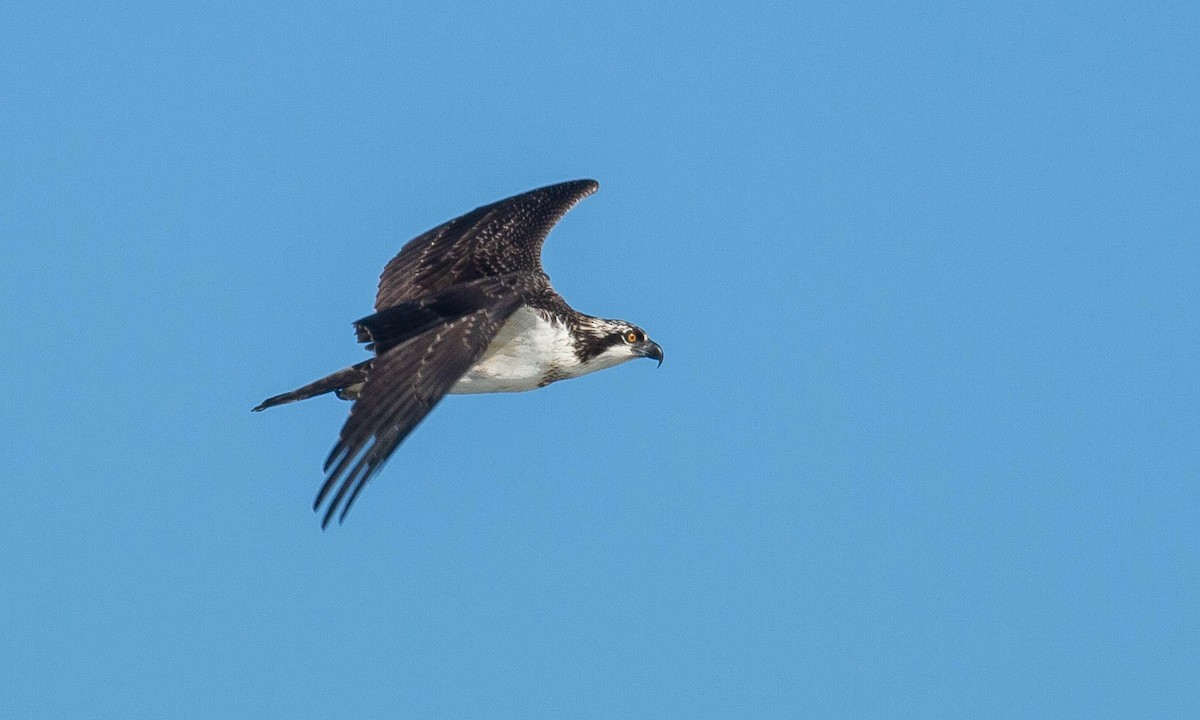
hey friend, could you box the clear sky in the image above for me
[2,2,1197,717]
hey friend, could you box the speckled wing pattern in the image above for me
[315,302,521,528]
[373,179,599,309]
[314,179,599,527]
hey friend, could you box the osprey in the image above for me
[254,179,663,528]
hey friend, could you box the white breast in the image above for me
[448,306,581,394]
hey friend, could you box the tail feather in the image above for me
[252,361,370,412]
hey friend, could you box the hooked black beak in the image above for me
[640,340,664,367]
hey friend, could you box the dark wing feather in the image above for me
[315,300,522,528]
[353,274,524,354]
[374,179,598,309]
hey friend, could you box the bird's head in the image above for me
[576,317,664,370]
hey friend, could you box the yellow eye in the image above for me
[625,331,639,343]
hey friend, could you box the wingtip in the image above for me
[320,504,338,530]
[314,494,335,529]
[552,178,599,196]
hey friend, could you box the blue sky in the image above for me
[2,1,1197,717]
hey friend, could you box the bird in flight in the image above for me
[254,179,663,528]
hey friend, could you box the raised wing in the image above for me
[374,179,599,310]
[314,298,523,528]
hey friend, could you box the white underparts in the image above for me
[449,306,579,393]
[448,306,634,394]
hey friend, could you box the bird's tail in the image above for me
[252,361,371,412]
